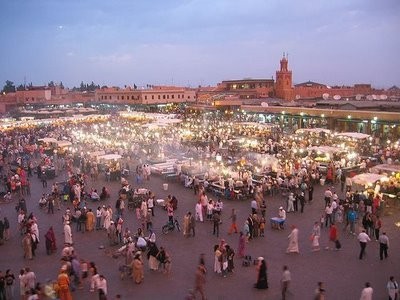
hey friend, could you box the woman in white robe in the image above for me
[64,222,73,245]
[287,225,299,253]
[103,209,111,230]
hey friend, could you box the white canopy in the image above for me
[97,154,122,161]
[308,146,343,155]
[351,173,388,185]
[296,128,331,135]
[89,150,106,158]
[38,137,58,144]
[337,132,370,140]
[56,140,72,148]
[370,164,400,175]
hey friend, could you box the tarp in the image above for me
[351,173,388,185]
[370,164,400,175]
[337,132,370,140]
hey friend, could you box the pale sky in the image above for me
[0,0,399,89]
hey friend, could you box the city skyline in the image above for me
[1,0,399,89]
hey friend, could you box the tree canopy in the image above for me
[1,80,16,94]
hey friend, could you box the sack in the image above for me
[335,240,341,249]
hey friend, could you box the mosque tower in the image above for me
[275,53,294,100]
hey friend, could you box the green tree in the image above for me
[16,84,25,91]
[48,81,55,87]
[2,80,16,94]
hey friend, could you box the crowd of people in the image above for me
[0,112,399,299]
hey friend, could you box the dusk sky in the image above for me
[1,0,399,89]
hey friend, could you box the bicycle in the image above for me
[162,217,181,234]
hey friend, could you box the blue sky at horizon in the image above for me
[0,0,399,89]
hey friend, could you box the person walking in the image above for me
[360,282,373,300]
[193,265,206,300]
[281,265,291,300]
[378,231,389,260]
[238,232,246,258]
[311,221,321,252]
[327,223,340,250]
[314,282,326,300]
[97,275,108,300]
[358,229,371,260]
[212,210,220,237]
[57,266,72,300]
[64,221,73,245]
[286,225,299,254]
[4,269,15,300]
[254,257,268,289]
[183,212,190,237]
[387,276,399,300]
[228,208,238,234]
[44,226,57,255]
[189,212,196,237]
[299,192,306,213]
[131,252,144,284]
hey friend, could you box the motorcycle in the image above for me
[162,217,181,234]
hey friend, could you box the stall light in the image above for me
[282,111,285,115]
[300,112,304,116]
[321,114,325,118]
[347,115,352,119]
[373,116,378,121]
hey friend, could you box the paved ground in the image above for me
[0,168,399,300]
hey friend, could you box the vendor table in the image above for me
[270,217,285,230]
[210,183,225,198]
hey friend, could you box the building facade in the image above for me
[95,86,196,105]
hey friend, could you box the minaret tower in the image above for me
[275,53,293,100]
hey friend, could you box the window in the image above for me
[117,96,119,100]
[188,96,191,99]
[121,96,124,100]
[152,95,154,100]
[172,95,174,99]
[167,95,169,99]
[158,95,160,99]
[145,96,147,100]
[178,95,180,99]
[163,95,166,99]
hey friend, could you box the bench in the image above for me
[270,217,285,230]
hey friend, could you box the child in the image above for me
[320,214,325,229]
[259,216,266,237]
